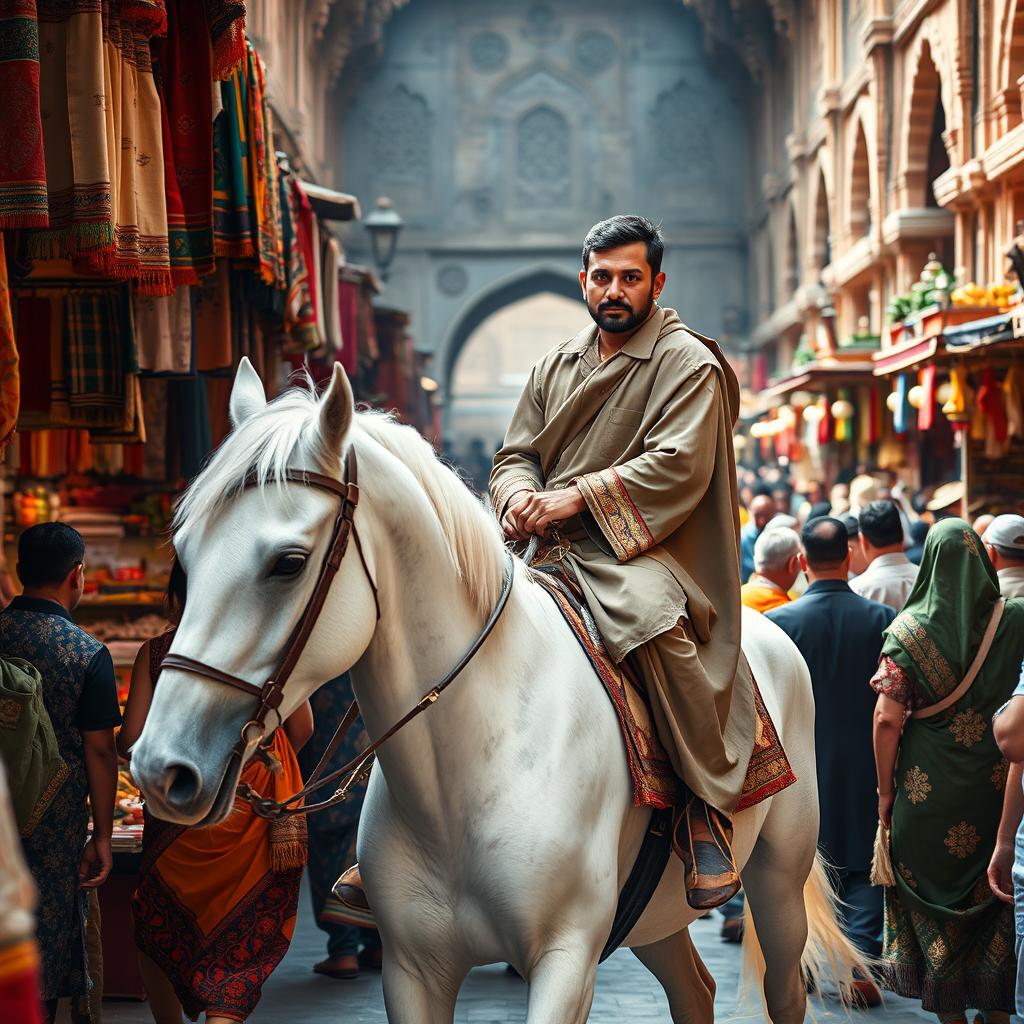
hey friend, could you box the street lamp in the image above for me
[364,196,403,281]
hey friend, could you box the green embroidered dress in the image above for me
[870,519,1024,1013]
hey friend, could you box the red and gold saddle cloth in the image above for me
[532,566,796,813]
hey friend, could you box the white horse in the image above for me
[131,359,865,1024]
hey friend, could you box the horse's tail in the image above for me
[741,851,876,1005]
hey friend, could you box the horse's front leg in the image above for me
[525,940,602,1024]
[382,955,467,1024]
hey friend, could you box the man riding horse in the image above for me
[337,215,754,918]
[489,215,754,910]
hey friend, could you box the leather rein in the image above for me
[160,447,516,820]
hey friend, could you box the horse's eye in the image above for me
[271,553,307,577]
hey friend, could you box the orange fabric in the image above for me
[740,582,792,614]
[0,234,17,454]
[0,939,38,982]
[150,729,302,937]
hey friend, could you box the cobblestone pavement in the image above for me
[102,885,936,1023]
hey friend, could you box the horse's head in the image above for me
[130,359,380,825]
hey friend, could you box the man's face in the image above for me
[751,496,774,531]
[580,242,665,334]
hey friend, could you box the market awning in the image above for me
[299,180,361,221]
[872,336,941,375]
[760,358,876,401]
[943,311,1013,350]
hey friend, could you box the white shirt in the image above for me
[850,552,918,610]
[998,565,1024,599]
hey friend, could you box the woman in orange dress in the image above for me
[118,563,312,1023]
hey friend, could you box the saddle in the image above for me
[530,563,797,814]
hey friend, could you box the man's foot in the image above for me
[673,799,741,911]
[331,864,379,929]
[313,955,360,980]
[720,916,744,943]
[844,975,882,1009]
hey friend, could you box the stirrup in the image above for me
[673,799,741,911]
[329,863,379,930]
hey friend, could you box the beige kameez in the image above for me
[490,306,755,813]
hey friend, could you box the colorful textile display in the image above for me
[0,235,19,451]
[153,0,215,283]
[193,262,232,371]
[204,0,245,79]
[0,1,48,228]
[212,61,253,259]
[1004,365,1023,440]
[63,290,136,428]
[918,365,936,432]
[246,46,285,288]
[133,287,193,374]
[13,294,50,429]
[283,178,318,351]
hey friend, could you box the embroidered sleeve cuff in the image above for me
[575,468,655,562]
[492,476,540,517]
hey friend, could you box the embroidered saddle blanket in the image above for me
[532,564,796,813]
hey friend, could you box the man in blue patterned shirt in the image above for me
[0,523,120,1024]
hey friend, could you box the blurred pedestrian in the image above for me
[983,515,1024,599]
[871,519,1024,1021]
[830,482,851,516]
[851,500,919,610]
[740,493,774,583]
[925,480,966,521]
[841,514,870,577]
[767,517,894,1005]
[906,520,930,565]
[0,524,120,1024]
[298,674,382,980]
[989,659,1024,1024]
[771,484,793,517]
[975,514,996,538]
[741,527,800,613]
[119,562,313,1024]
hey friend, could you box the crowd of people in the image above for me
[0,523,381,1024]
[736,463,1024,1022]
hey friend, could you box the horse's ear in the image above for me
[318,362,354,454]
[229,356,267,427]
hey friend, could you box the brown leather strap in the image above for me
[159,653,265,698]
[246,553,517,819]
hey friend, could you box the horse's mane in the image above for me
[173,377,507,618]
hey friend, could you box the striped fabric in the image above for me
[63,292,129,428]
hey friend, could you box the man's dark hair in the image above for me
[17,522,85,587]
[582,215,664,276]
[840,513,860,539]
[860,499,903,549]
[801,516,850,570]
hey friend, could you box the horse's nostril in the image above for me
[165,762,203,808]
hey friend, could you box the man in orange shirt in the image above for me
[740,527,801,613]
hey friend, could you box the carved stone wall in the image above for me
[335,0,752,385]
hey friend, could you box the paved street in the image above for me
[101,884,935,1023]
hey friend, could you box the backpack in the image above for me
[0,656,68,836]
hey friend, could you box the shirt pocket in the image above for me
[596,406,644,460]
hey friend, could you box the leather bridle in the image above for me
[160,446,516,819]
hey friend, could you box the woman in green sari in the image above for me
[871,518,1024,1022]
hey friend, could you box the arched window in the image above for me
[785,205,800,296]
[849,123,871,239]
[813,168,832,271]
[515,106,570,207]
[904,42,947,207]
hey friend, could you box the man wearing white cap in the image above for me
[984,514,1024,598]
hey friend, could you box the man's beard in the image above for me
[587,286,656,333]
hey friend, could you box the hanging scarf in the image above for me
[204,0,244,79]
[1004,365,1023,440]
[283,178,318,351]
[0,0,48,228]
[246,46,284,288]
[34,0,113,259]
[212,61,253,258]
[0,235,18,451]
[152,0,215,284]
[918,365,936,431]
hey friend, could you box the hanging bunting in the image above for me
[918,365,936,432]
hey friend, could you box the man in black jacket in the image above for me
[767,517,895,968]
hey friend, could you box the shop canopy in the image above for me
[942,311,1013,351]
[298,180,361,222]
[759,356,875,402]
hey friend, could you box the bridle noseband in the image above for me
[159,447,515,819]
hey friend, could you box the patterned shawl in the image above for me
[0,0,48,228]
[212,61,253,258]
[204,0,244,79]
[246,45,284,288]
[881,518,1018,706]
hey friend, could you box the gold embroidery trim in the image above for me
[19,759,70,838]
[890,612,957,697]
[576,468,654,561]
[492,475,539,517]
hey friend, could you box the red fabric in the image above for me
[290,180,319,337]
[153,0,215,282]
[204,0,245,79]
[337,280,359,376]
[14,296,50,418]
[0,965,43,1024]
[818,400,833,445]
[978,369,1008,443]
[918,365,936,431]
[868,386,881,444]
[0,0,48,229]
